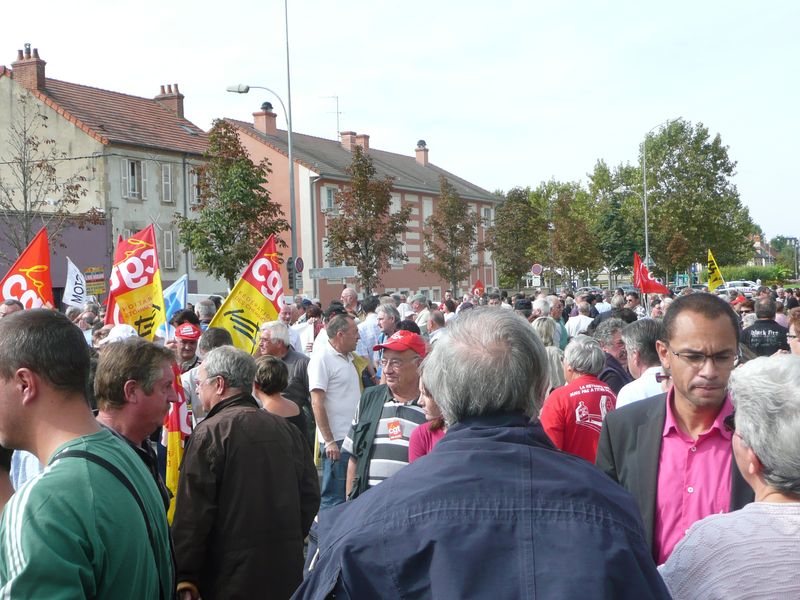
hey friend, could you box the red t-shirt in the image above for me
[540,374,616,462]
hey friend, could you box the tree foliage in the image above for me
[326,145,411,294]
[175,119,288,288]
[420,177,481,295]
[0,93,99,265]
[485,187,548,289]
[643,119,756,275]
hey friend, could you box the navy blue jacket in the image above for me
[293,412,670,600]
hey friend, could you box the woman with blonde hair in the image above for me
[532,316,566,393]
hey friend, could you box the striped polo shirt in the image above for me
[343,398,427,488]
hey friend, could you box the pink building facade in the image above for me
[229,107,498,304]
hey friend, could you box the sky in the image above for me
[5,1,798,240]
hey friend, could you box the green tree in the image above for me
[420,176,481,295]
[175,119,288,288]
[0,93,99,265]
[485,187,548,289]
[770,235,799,276]
[549,181,603,284]
[642,119,756,277]
[326,145,411,294]
[588,161,641,287]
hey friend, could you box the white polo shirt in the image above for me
[308,339,361,441]
[615,366,664,409]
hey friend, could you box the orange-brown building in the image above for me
[228,106,498,303]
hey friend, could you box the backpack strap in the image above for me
[347,385,391,500]
[57,449,171,600]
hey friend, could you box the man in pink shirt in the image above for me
[596,293,754,563]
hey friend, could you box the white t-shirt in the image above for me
[307,339,361,441]
[615,366,664,409]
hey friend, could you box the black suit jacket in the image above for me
[596,393,754,557]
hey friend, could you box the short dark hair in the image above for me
[397,319,421,334]
[0,309,89,396]
[662,293,740,344]
[94,338,175,411]
[254,355,288,395]
[170,308,200,326]
[198,327,233,355]
[361,295,380,314]
[754,296,777,319]
[327,314,354,337]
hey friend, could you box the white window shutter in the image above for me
[141,162,148,199]
[121,160,129,197]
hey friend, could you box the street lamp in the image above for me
[226,0,298,294]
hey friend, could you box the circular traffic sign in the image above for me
[531,263,543,276]
[294,256,304,273]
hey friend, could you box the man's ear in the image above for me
[656,340,671,370]
[123,379,139,404]
[16,368,39,406]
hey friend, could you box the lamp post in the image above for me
[226,0,298,294]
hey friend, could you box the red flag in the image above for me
[0,227,54,308]
[633,252,670,295]
[105,235,124,325]
[471,279,485,297]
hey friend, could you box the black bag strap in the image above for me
[57,449,170,600]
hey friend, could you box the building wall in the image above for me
[104,147,227,294]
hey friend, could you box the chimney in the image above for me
[340,131,357,151]
[415,140,429,166]
[355,134,370,150]
[11,43,47,91]
[253,102,278,135]
[155,83,185,118]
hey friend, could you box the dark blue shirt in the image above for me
[294,412,670,600]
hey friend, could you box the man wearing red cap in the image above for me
[174,323,202,373]
[343,330,428,500]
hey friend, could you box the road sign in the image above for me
[84,266,106,295]
[295,256,304,273]
[309,266,357,279]
[531,263,543,276]
[295,273,303,288]
[532,275,541,287]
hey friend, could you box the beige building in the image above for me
[0,44,225,296]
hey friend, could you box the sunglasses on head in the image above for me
[724,411,735,433]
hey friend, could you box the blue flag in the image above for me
[157,274,188,340]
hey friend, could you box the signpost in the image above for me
[309,266,358,280]
[84,266,106,296]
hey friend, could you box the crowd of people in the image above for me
[0,279,796,599]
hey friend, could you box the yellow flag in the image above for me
[208,235,284,353]
[707,249,724,292]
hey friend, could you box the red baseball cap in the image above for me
[373,330,427,358]
[174,323,202,340]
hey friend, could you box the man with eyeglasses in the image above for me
[596,293,754,564]
[343,330,428,500]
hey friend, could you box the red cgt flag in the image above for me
[633,252,670,295]
[0,227,54,308]
[471,279,485,297]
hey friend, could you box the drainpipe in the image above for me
[309,175,321,299]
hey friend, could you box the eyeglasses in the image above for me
[669,347,740,370]
[788,334,798,341]
[723,411,735,433]
[380,357,417,369]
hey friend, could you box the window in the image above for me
[323,187,338,214]
[390,193,401,215]
[483,207,493,227]
[122,228,133,241]
[162,163,173,203]
[188,168,201,205]
[422,198,433,225]
[163,230,175,269]
[121,159,147,199]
